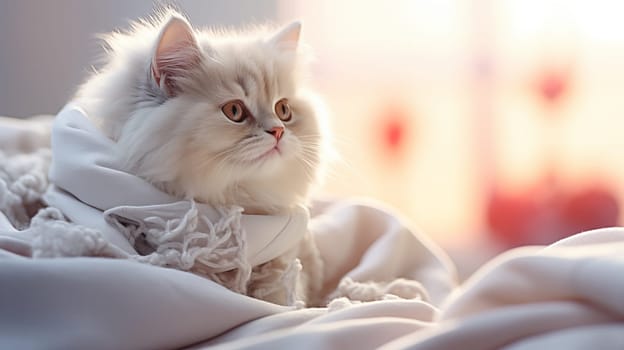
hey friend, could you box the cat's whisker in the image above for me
[294,158,316,181]
[297,151,341,182]
[297,142,354,180]
[296,134,323,138]
[208,56,225,66]
[197,147,236,169]
[296,154,321,175]
[297,133,351,144]
[296,155,318,168]
[201,135,262,166]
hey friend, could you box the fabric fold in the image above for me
[43,105,308,269]
[0,109,465,349]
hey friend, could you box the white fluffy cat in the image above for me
[75,9,327,305]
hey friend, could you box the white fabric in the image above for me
[381,228,624,350]
[36,106,449,305]
[41,106,324,303]
[2,111,624,349]
[45,105,309,268]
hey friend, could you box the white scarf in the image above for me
[43,105,308,285]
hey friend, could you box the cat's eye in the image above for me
[274,98,292,122]
[221,100,247,123]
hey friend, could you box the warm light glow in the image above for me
[279,0,624,248]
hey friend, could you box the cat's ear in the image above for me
[151,15,201,96]
[269,21,301,50]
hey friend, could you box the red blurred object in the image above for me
[561,186,620,233]
[385,119,404,151]
[540,73,567,102]
[487,180,619,248]
[375,103,413,159]
[539,71,568,104]
[487,187,540,247]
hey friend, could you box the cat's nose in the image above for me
[266,126,284,142]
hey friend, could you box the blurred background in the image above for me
[2,0,624,277]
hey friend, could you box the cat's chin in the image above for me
[245,145,296,174]
[250,146,282,164]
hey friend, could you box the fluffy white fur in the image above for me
[75,10,327,215]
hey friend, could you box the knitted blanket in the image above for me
[2,111,624,349]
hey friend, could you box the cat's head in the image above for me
[79,11,328,213]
